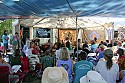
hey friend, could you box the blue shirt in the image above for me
[97,51,104,60]
[91,44,98,52]
[74,60,93,83]
[57,59,72,79]
[2,35,8,43]
[12,36,18,45]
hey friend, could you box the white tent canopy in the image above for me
[20,16,114,29]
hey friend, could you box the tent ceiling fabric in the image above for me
[0,0,125,18]
[20,17,111,29]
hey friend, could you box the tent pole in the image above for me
[52,28,53,45]
[76,16,79,61]
[112,22,114,46]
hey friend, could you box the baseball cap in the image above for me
[103,49,113,58]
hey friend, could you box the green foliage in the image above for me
[0,20,13,41]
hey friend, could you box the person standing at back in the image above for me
[74,51,93,83]
[2,30,9,55]
[78,39,82,49]
[96,49,119,83]
[12,32,20,51]
[90,40,98,53]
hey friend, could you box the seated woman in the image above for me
[56,47,73,83]
[31,42,39,55]
[96,49,119,83]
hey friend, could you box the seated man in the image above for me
[9,49,21,66]
[74,51,93,83]
[41,50,53,70]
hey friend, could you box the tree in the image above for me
[0,20,13,42]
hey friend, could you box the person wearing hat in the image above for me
[96,49,119,83]
[97,44,105,61]
[74,51,93,83]
[80,71,107,83]
[41,67,69,83]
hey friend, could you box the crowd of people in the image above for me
[1,30,125,83]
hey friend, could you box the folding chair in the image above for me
[28,55,42,78]
[29,54,40,70]
[0,66,10,83]
[0,66,19,83]
[20,56,30,82]
[20,56,29,72]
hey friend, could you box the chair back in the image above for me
[20,56,29,71]
[0,66,10,83]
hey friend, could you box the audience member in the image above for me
[55,43,65,59]
[56,47,73,83]
[41,50,53,70]
[2,30,9,55]
[74,51,93,83]
[90,40,98,53]
[96,49,119,83]
[12,32,20,51]
[42,67,69,83]
[80,71,107,83]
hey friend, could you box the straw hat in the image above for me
[42,67,69,83]
[99,44,105,49]
[80,71,107,83]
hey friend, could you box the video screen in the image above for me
[36,28,50,38]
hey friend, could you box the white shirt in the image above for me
[22,45,28,53]
[96,61,119,83]
[25,48,32,57]
[55,49,61,59]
